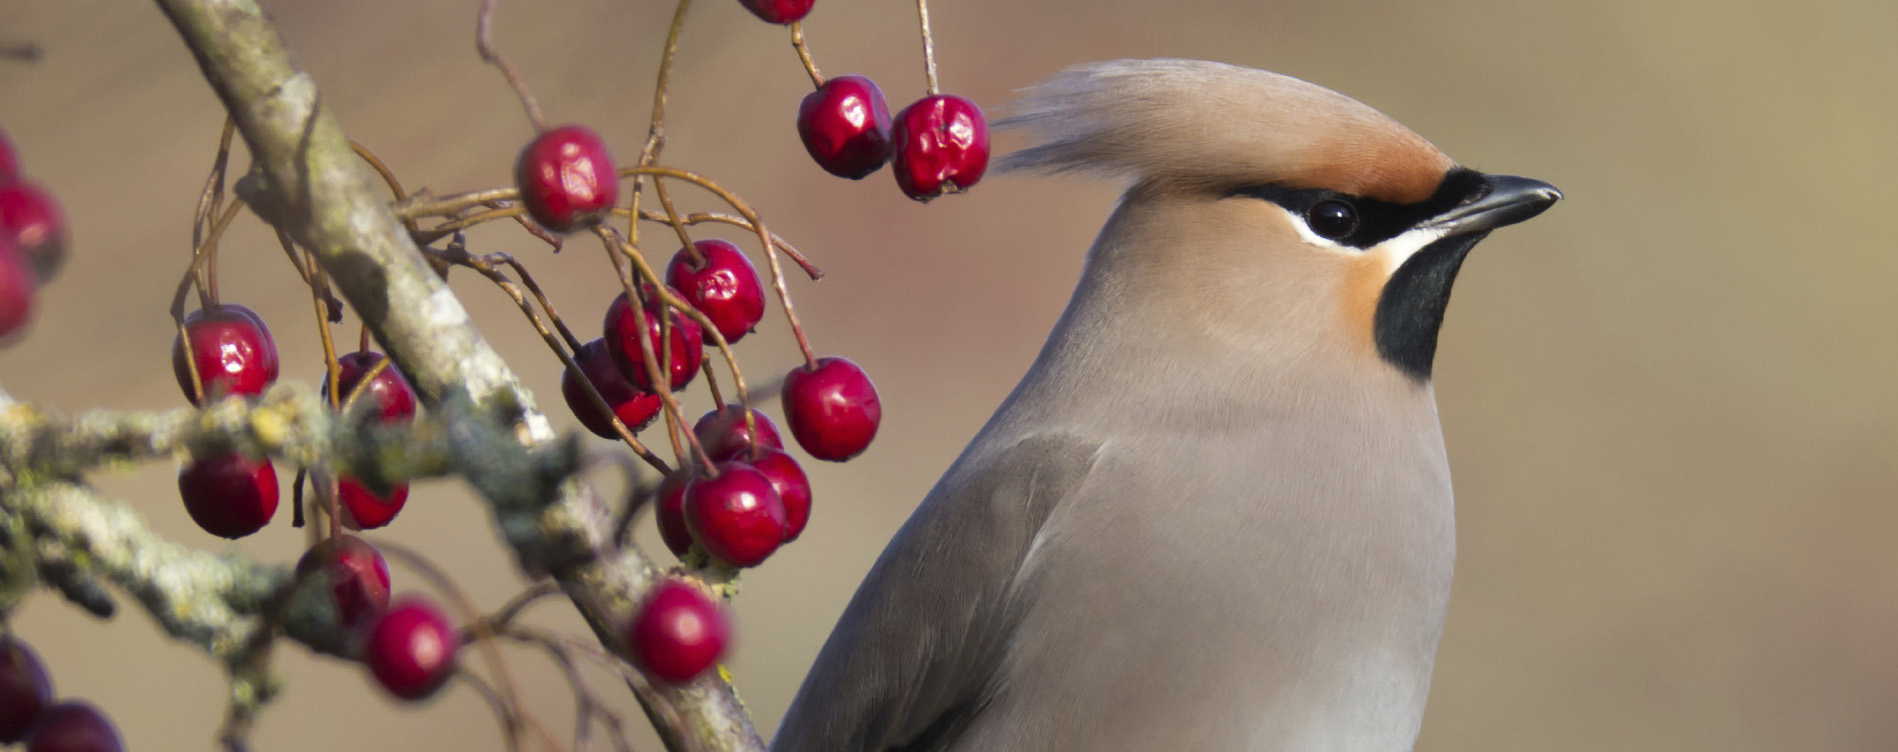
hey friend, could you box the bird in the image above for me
[771,59,1561,752]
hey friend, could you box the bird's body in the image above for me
[773,60,1557,752]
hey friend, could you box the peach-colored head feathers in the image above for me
[997,59,1454,204]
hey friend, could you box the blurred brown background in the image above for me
[3,0,1896,749]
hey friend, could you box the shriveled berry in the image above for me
[178,452,279,539]
[0,182,68,283]
[654,469,696,557]
[22,701,122,752]
[685,462,787,568]
[665,240,765,345]
[693,405,783,462]
[627,579,729,682]
[515,125,618,233]
[562,338,662,438]
[892,94,990,201]
[603,291,703,392]
[365,597,459,701]
[338,479,409,531]
[738,0,813,24]
[798,75,893,179]
[781,356,881,461]
[0,237,34,342]
[172,304,280,405]
[747,448,812,541]
[323,351,417,422]
[0,635,53,743]
[296,535,392,630]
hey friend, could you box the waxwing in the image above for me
[773,58,1561,752]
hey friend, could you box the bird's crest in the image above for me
[997,59,1455,204]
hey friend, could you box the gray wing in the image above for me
[770,433,1102,752]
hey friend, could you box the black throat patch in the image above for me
[1373,231,1487,382]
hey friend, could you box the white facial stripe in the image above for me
[1372,226,1450,275]
[1273,204,1449,275]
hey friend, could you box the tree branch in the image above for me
[147,1,762,749]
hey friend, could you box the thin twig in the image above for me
[476,0,548,132]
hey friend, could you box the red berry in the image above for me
[0,636,53,743]
[296,535,392,630]
[685,462,787,568]
[0,129,19,181]
[171,304,280,406]
[0,237,34,342]
[515,125,619,233]
[693,405,783,462]
[0,182,67,283]
[892,94,990,201]
[797,75,894,179]
[654,469,696,557]
[22,701,122,752]
[747,448,811,541]
[781,356,881,461]
[665,240,765,345]
[178,452,279,539]
[738,0,813,24]
[562,338,663,438]
[603,291,703,392]
[627,579,729,682]
[364,597,459,701]
[338,478,409,531]
[323,351,418,422]
[318,352,417,529]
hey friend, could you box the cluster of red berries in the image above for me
[517,131,882,576]
[296,536,461,700]
[0,128,72,341]
[0,636,124,752]
[769,3,989,199]
[171,302,421,538]
[799,76,988,201]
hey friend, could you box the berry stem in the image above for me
[594,226,719,475]
[190,117,237,259]
[916,0,940,96]
[336,355,390,415]
[475,0,548,132]
[790,22,825,88]
[393,187,519,219]
[601,226,758,442]
[349,140,408,200]
[373,540,554,751]
[652,177,701,266]
[623,208,824,279]
[639,0,694,167]
[175,319,207,405]
[431,239,669,473]
[309,257,343,412]
[702,359,728,408]
[620,166,821,368]
[358,322,371,353]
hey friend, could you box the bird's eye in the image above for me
[1305,200,1359,240]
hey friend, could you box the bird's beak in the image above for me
[1420,174,1562,237]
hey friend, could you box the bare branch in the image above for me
[147,1,763,749]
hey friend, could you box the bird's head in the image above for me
[1000,59,1560,383]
